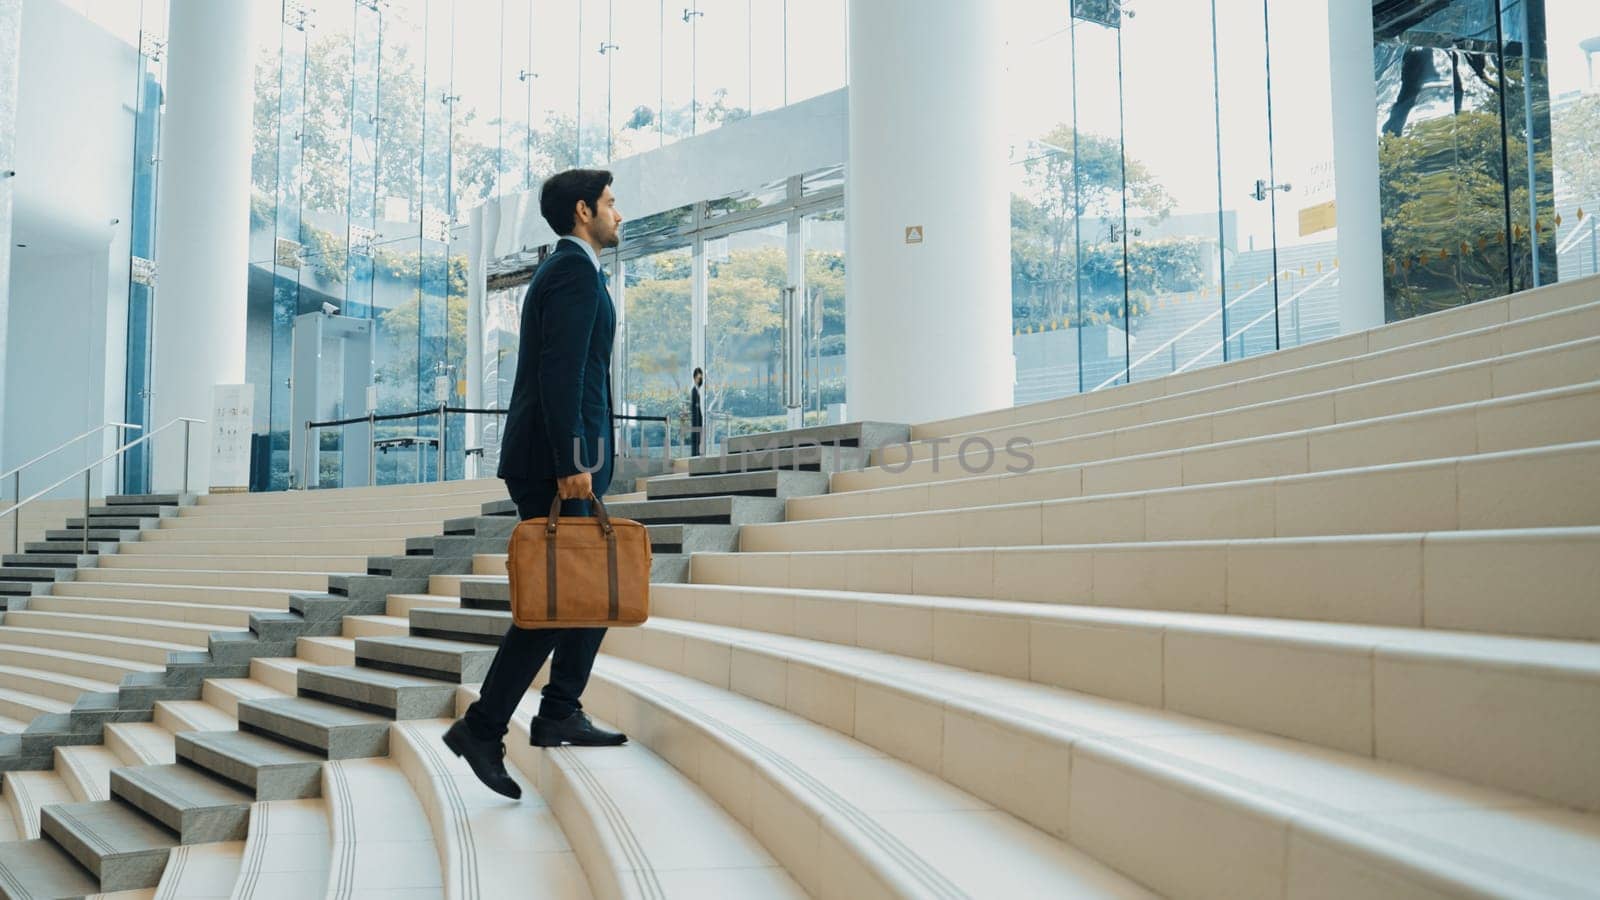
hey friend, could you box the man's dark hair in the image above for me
[693,367,703,379]
[540,168,614,236]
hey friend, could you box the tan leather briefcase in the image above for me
[507,493,651,628]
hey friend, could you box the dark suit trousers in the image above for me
[462,477,608,741]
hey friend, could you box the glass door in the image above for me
[704,221,787,445]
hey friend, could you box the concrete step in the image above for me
[878,318,1600,481]
[249,656,309,694]
[70,567,331,591]
[110,763,254,843]
[0,609,230,648]
[645,584,1600,806]
[94,553,366,575]
[814,377,1600,519]
[40,799,177,892]
[2,553,90,568]
[389,718,593,897]
[54,745,123,803]
[44,528,140,543]
[104,723,178,768]
[479,492,787,526]
[23,595,259,629]
[174,730,325,802]
[584,656,1150,898]
[0,643,163,685]
[152,840,245,899]
[319,757,443,895]
[915,285,1599,440]
[24,541,106,555]
[223,798,330,897]
[112,538,406,558]
[235,696,391,759]
[725,420,911,454]
[195,680,284,721]
[644,467,832,501]
[408,607,508,644]
[0,625,189,665]
[0,566,71,583]
[353,635,496,684]
[645,523,739,554]
[0,663,116,704]
[4,770,75,839]
[167,503,486,528]
[143,520,448,543]
[339,615,409,639]
[295,636,355,667]
[387,592,459,618]
[47,580,294,610]
[748,442,1600,553]
[296,665,455,720]
[685,444,872,476]
[63,516,156,529]
[693,527,1600,643]
[106,494,187,507]
[597,624,1600,896]
[0,838,103,898]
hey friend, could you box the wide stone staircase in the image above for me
[0,274,1594,896]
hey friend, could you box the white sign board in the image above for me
[211,384,254,493]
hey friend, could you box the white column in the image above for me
[845,0,1011,425]
[150,0,251,493]
[1328,0,1385,333]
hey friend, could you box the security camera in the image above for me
[321,302,339,315]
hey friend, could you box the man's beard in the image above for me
[602,231,621,249]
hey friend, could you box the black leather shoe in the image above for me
[529,711,628,747]
[442,719,522,799]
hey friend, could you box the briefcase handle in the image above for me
[544,491,615,537]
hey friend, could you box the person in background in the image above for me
[689,366,704,456]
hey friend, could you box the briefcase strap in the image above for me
[542,491,621,622]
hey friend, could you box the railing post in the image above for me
[82,469,92,555]
[181,420,192,495]
[11,472,19,555]
[303,423,314,490]
[437,404,447,483]
[368,412,377,486]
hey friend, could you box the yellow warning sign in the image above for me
[1298,200,1336,237]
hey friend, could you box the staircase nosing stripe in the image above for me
[555,745,667,900]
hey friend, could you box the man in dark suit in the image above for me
[443,168,626,800]
[689,366,704,456]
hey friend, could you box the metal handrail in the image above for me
[2,422,142,506]
[303,406,675,490]
[0,417,204,554]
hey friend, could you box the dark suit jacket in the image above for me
[497,238,615,496]
[690,385,703,427]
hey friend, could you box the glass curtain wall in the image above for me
[120,0,170,494]
[481,170,843,461]
[1005,0,1591,406]
[245,0,845,490]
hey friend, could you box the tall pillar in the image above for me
[0,0,21,474]
[150,0,251,492]
[1328,0,1385,332]
[846,0,1011,425]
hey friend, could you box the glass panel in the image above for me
[785,0,845,105]
[532,0,581,174]
[1006,0,1080,405]
[1263,0,1343,351]
[1071,13,1130,392]
[450,0,502,212]
[1374,0,1515,321]
[612,0,663,158]
[1547,0,1600,281]
[1214,0,1279,358]
[751,0,785,116]
[298,0,354,325]
[705,222,787,442]
[480,282,524,472]
[1118,0,1225,384]
[621,246,694,457]
[801,164,844,197]
[500,0,533,196]
[695,0,749,133]
[346,1,382,319]
[1501,0,1558,292]
[661,0,695,144]
[706,175,787,219]
[579,0,611,164]
[270,9,309,489]
[802,209,845,424]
